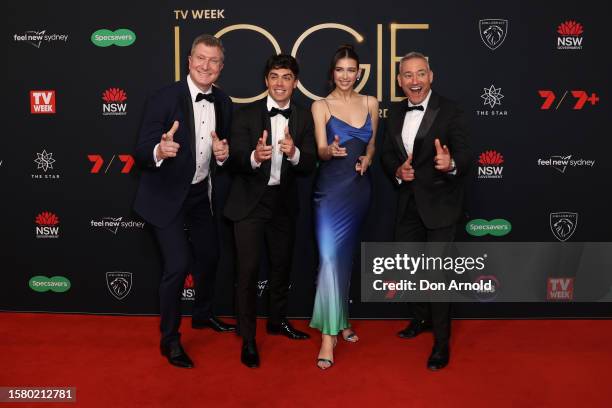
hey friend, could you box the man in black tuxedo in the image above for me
[133,34,235,368]
[224,54,316,368]
[381,52,471,370]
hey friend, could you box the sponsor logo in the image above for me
[550,212,578,242]
[557,20,583,50]
[102,88,127,116]
[90,217,145,234]
[35,212,60,239]
[88,154,135,174]
[182,273,195,301]
[29,276,71,293]
[172,9,226,20]
[479,19,508,50]
[473,275,500,302]
[537,155,595,173]
[91,29,136,47]
[30,90,56,114]
[547,277,574,300]
[477,85,508,117]
[32,150,60,180]
[477,150,504,179]
[13,30,68,48]
[538,90,599,110]
[466,219,511,237]
[106,272,132,300]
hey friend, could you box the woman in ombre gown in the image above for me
[309,45,378,369]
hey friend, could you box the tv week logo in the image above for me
[477,150,504,179]
[557,20,583,50]
[102,88,127,116]
[547,278,574,300]
[35,211,60,239]
[88,154,134,174]
[30,90,56,114]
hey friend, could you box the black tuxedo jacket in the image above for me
[381,91,471,229]
[224,99,316,222]
[133,79,233,228]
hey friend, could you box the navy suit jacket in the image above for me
[133,79,233,228]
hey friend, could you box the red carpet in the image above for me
[1,313,610,407]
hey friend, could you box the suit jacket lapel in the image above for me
[282,101,299,173]
[392,104,409,162]
[181,81,197,161]
[413,92,440,167]
[212,86,223,138]
[260,101,273,178]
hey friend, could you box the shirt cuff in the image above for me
[288,146,300,165]
[396,177,403,185]
[250,151,261,169]
[153,143,164,167]
[216,156,228,166]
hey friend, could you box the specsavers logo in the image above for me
[91,29,136,47]
[466,219,511,237]
[29,276,71,292]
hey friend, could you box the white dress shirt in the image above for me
[250,96,301,185]
[401,89,432,156]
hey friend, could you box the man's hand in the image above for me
[211,131,229,162]
[395,154,415,181]
[434,138,453,172]
[156,121,180,160]
[254,130,273,163]
[278,126,296,159]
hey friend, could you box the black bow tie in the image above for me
[269,106,292,119]
[195,92,215,103]
[406,104,424,112]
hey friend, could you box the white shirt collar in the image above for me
[407,89,432,110]
[266,95,290,111]
[187,75,212,103]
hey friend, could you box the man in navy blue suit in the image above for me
[133,34,234,368]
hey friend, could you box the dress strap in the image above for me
[323,99,333,116]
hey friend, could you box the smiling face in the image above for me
[188,43,224,91]
[265,68,297,107]
[333,57,359,91]
[397,56,433,105]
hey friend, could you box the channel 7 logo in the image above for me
[88,154,134,174]
[538,90,599,110]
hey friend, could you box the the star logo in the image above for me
[481,85,504,108]
[34,150,56,172]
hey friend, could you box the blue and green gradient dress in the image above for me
[310,113,372,335]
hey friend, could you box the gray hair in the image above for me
[399,51,430,70]
[191,34,225,61]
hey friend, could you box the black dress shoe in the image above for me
[427,343,450,371]
[241,339,260,368]
[397,320,432,339]
[267,319,310,340]
[192,316,236,332]
[160,342,194,368]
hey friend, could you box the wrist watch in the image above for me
[448,159,456,172]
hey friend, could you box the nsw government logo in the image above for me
[557,20,583,50]
[106,272,132,300]
[477,150,504,179]
[102,88,127,116]
[550,212,578,242]
[35,212,60,239]
[479,19,508,50]
[182,273,195,301]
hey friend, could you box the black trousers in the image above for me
[395,193,455,345]
[233,186,295,340]
[153,180,219,346]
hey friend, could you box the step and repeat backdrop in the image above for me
[4,1,610,318]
